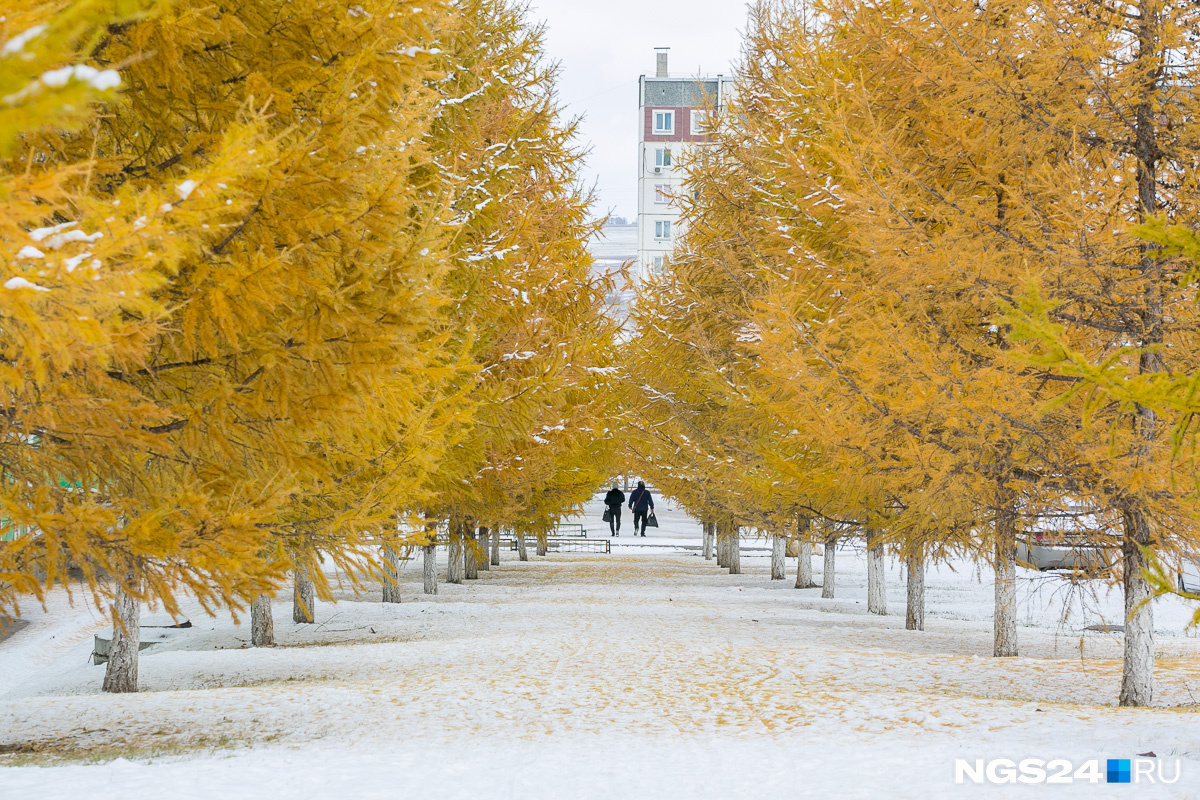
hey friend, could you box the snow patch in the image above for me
[62,252,91,273]
[40,229,102,250]
[28,221,76,242]
[40,64,120,91]
[1,24,45,56]
[4,277,50,292]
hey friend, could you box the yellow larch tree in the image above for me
[804,0,1200,705]
[0,0,283,694]
[4,0,459,690]
[415,0,619,582]
[673,0,1200,707]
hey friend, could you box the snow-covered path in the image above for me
[2,504,1199,798]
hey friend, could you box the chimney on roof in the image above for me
[655,48,669,78]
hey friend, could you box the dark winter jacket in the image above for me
[604,488,625,509]
[629,486,654,513]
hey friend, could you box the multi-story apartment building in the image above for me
[636,49,734,279]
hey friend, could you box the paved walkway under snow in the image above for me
[2,506,1199,798]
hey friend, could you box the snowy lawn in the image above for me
[2,500,1199,798]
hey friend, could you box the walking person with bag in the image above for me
[603,485,625,536]
[628,481,655,537]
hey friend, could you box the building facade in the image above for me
[636,51,734,279]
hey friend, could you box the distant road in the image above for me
[589,224,637,324]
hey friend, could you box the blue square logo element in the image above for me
[1107,759,1131,784]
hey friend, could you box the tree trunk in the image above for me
[464,525,479,580]
[821,533,837,598]
[906,549,925,631]
[1118,7,1160,707]
[490,526,501,566]
[866,531,886,615]
[477,526,490,572]
[994,504,1018,657]
[293,565,315,624]
[102,580,140,693]
[715,523,728,568]
[251,593,275,646]
[536,532,548,557]
[447,520,464,584]
[381,544,402,603]
[702,521,714,560]
[796,540,815,589]
[422,543,437,595]
[771,534,786,580]
[517,532,529,561]
[727,525,741,575]
[1120,505,1155,706]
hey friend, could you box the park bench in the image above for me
[428,524,586,547]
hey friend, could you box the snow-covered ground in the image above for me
[2,497,1199,798]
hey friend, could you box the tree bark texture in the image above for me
[423,543,437,595]
[771,534,786,580]
[715,524,728,568]
[464,525,479,580]
[251,593,275,646]
[102,580,140,693]
[796,540,815,589]
[702,521,713,560]
[866,531,886,616]
[293,564,315,624]
[517,532,529,561]
[536,532,548,557]
[381,544,403,604]
[993,505,1018,657]
[1120,505,1155,706]
[727,525,741,575]
[822,534,837,599]
[906,550,925,631]
[490,526,501,566]
[447,520,464,584]
[477,526,490,572]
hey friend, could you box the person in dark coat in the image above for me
[628,481,655,537]
[603,485,625,536]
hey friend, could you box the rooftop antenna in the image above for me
[654,46,670,78]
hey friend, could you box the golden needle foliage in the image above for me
[630,0,1200,705]
[1,0,619,686]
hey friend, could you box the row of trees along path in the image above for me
[6,0,1200,712]
[0,0,619,693]
[623,0,1200,708]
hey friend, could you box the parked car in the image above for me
[1017,533,1118,574]
[1016,500,1120,575]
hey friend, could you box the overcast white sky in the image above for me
[529,0,751,222]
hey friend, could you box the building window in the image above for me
[653,110,674,135]
[691,110,712,135]
[652,256,664,270]
[654,220,672,240]
[655,147,672,168]
[655,184,670,204]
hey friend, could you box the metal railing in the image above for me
[507,537,611,554]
